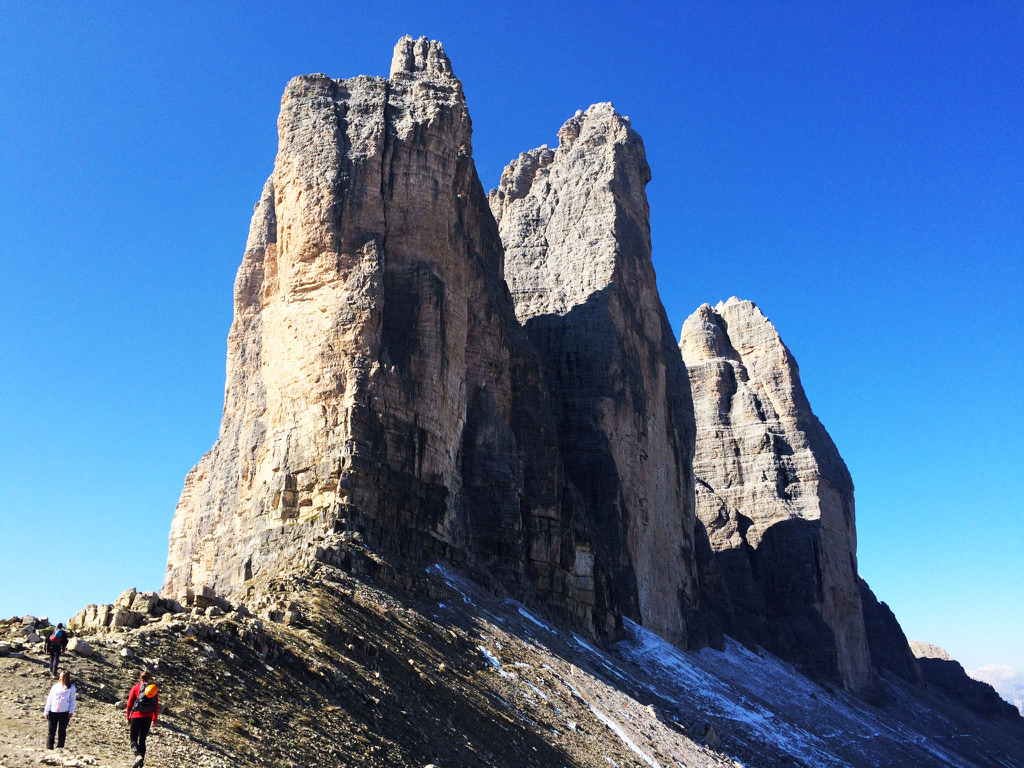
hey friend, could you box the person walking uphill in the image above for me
[126,670,159,767]
[44,623,68,676]
[43,670,76,749]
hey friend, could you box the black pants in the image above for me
[129,717,152,758]
[46,712,69,749]
[49,650,61,675]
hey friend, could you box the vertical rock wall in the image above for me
[680,298,872,689]
[491,105,713,648]
[164,37,597,630]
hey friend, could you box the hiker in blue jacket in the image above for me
[43,624,69,677]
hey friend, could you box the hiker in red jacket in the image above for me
[125,671,158,768]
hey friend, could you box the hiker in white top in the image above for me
[43,670,76,750]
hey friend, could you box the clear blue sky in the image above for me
[1,2,1021,673]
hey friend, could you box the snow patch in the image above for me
[427,563,472,603]
[517,606,555,633]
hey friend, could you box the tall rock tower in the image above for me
[164,38,600,630]
[680,298,871,690]
[490,105,713,649]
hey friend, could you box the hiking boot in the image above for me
[132,756,144,768]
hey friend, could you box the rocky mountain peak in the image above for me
[492,103,715,649]
[490,101,651,320]
[164,37,600,635]
[680,298,871,690]
[679,301,736,362]
[164,36,976,703]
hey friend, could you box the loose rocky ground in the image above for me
[2,546,1022,767]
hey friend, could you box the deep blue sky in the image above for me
[1,2,1021,673]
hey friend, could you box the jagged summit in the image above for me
[490,102,650,320]
[389,35,455,79]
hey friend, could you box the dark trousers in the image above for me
[46,712,69,749]
[129,717,152,757]
[49,650,61,675]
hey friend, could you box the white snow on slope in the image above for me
[560,679,662,768]
[516,604,555,633]
[427,563,472,603]
[617,619,972,768]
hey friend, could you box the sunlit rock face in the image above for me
[164,37,601,632]
[680,298,871,689]
[491,105,717,650]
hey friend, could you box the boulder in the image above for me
[68,638,94,657]
[110,608,141,629]
[131,591,160,615]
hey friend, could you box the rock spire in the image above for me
[491,103,715,649]
[164,38,932,691]
[164,37,601,631]
[680,298,872,689]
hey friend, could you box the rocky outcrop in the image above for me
[912,642,1024,723]
[680,298,871,689]
[164,37,600,634]
[68,588,183,633]
[490,104,714,649]
[859,578,923,686]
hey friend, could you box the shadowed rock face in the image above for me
[911,642,1024,723]
[490,105,715,650]
[164,37,600,631]
[859,578,924,686]
[680,298,871,689]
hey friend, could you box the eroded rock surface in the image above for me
[680,298,871,689]
[491,104,713,649]
[165,37,599,633]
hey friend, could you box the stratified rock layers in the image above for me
[165,38,598,629]
[680,298,871,689]
[491,105,712,649]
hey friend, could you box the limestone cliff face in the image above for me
[490,105,714,649]
[679,298,871,689]
[165,37,597,630]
